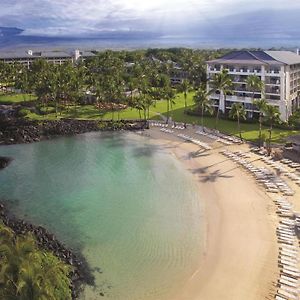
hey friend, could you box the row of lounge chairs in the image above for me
[171,124,185,130]
[250,147,269,156]
[158,128,212,150]
[281,159,300,171]
[149,122,185,130]
[160,128,174,134]
[195,131,232,145]
[262,157,300,187]
[221,149,300,299]
[251,148,300,172]
[195,130,242,145]
[150,122,168,128]
[177,133,212,150]
[274,197,300,300]
[220,150,295,196]
[217,132,242,144]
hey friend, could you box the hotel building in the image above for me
[0,49,95,68]
[206,50,300,121]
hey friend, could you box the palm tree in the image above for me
[157,74,175,123]
[253,98,267,147]
[193,87,213,130]
[246,74,264,118]
[178,79,190,110]
[165,87,176,123]
[211,69,233,130]
[0,223,72,300]
[263,104,280,154]
[0,231,37,299]
[229,103,246,140]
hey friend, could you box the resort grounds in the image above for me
[2,90,300,299]
[1,91,300,144]
[145,122,300,300]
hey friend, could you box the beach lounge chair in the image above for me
[279,278,299,288]
[280,275,299,283]
[277,288,298,299]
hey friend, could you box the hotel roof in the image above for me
[207,50,300,66]
[0,49,95,60]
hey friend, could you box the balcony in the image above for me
[227,68,261,75]
[225,94,252,102]
[266,69,281,76]
[265,88,280,95]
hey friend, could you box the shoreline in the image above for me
[0,127,280,299]
[146,128,278,300]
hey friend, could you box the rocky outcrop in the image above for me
[0,156,12,169]
[0,118,148,145]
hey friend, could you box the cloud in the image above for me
[0,0,300,40]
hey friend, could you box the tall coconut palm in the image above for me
[178,79,190,110]
[246,74,264,118]
[193,87,213,130]
[157,74,175,122]
[229,103,246,140]
[211,69,233,130]
[263,104,280,154]
[253,98,267,147]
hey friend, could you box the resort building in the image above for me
[206,50,300,121]
[0,49,95,68]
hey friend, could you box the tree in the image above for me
[263,104,280,154]
[0,222,72,300]
[193,87,213,130]
[211,69,233,130]
[165,87,176,123]
[229,103,246,140]
[178,79,190,110]
[253,98,267,147]
[157,74,175,123]
[246,74,264,118]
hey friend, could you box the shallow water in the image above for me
[0,132,204,300]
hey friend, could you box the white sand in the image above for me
[147,128,279,300]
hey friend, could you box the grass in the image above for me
[11,91,300,144]
[167,106,300,143]
[23,93,195,121]
[0,93,37,103]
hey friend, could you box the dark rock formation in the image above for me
[0,156,12,169]
[0,118,148,145]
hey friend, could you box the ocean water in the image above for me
[1,35,299,51]
[0,132,204,300]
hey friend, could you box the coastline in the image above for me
[146,128,278,300]
[0,126,280,299]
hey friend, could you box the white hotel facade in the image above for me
[0,49,95,68]
[206,50,300,121]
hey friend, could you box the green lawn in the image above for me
[17,91,300,143]
[0,93,37,103]
[167,106,300,143]
[23,92,195,121]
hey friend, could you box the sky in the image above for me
[0,0,300,44]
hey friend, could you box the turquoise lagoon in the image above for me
[0,132,204,300]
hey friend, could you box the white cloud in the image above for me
[0,0,300,36]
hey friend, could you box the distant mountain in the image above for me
[0,27,24,37]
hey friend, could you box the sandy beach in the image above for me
[146,127,280,300]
